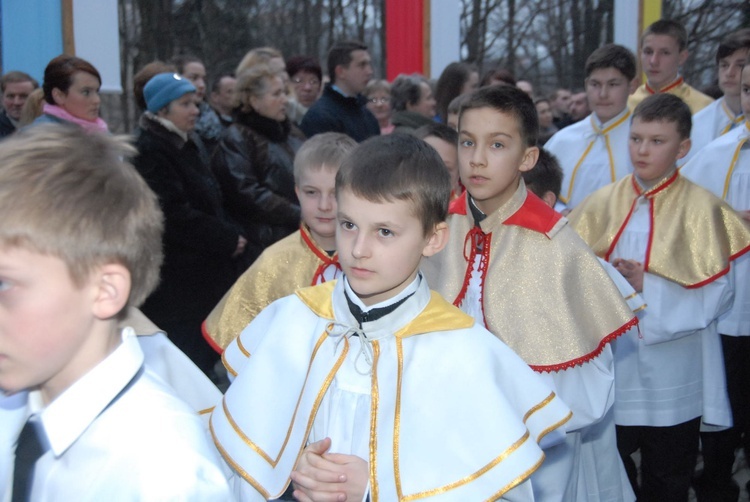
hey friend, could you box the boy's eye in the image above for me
[491,142,504,149]
[340,220,356,230]
[377,228,393,237]
[304,190,318,196]
[459,139,474,147]
[0,279,11,292]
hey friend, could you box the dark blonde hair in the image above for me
[234,63,278,110]
[0,125,164,308]
[293,132,357,182]
[336,134,450,236]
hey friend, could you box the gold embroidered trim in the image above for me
[623,291,639,301]
[537,411,574,443]
[198,406,214,415]
[394,338,405,499]
[485,454,545,502]
[223,351,238,377]
[522,391,556,423]
[210,414,272,499]
[400,430,533,501]
[236,335,250,357]
[722,139,747,200]
[632,303,647,314]
[221,331,338,466]
[562,110,631,204]
[369,341,381,502]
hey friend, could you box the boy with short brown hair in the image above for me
[211,133,571,501]
[427,84,638,501]
[628,19,713,114]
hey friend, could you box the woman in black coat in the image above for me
[211,63,305,261]
[133,73,247,375]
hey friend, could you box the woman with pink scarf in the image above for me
[32,54,108,133]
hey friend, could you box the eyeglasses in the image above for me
[292,77,320,87]
[368,97,389,105]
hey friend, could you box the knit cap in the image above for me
[144,73,196,113]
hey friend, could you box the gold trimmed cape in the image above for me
[211,279,572,501]
[202,225,340,351]
[569,172,750,288]
[628,77,713,115]
[428,182,637,372]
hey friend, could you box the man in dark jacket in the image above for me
[0,71,38,138]
[300,40,379,142]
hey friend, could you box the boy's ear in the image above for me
[422,222,450,257]
[541,190,558,209]
[518,146,540,173]
[628,77,639,95]
[677,137,691,160]
[91,263,131,321]
[678,49,689,67]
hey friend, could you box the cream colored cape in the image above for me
[427,181,637,372]
[211,279,572,501]
[569,172,750,287]
[203,225,340,351]
[628,77,713,115]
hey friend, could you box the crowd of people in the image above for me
[1,16,750,502]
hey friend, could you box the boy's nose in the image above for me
[319,194,333,211]
[351,234,370,258]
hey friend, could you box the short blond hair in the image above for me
[0,125,164,308]
[236,47,284,75]
[234,63,279,110]
[293,132,357,182]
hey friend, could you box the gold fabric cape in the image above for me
[628,77,713,115]
[569,172,750,288]
[428,181,637,372]
[202,225,340,351]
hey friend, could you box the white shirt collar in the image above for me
[32,328,144,457]
[592,106,630,130]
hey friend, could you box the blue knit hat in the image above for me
[144,73,196,113]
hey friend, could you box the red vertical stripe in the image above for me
[385,0,424,80]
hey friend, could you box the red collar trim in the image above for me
[449,193,468,215]
[632,170,679,198]
[503,191,563,235]
[645,76,684,94]
[301,225,337,264]
[451,191,563,235]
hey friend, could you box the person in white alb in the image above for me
[682,28,750,166]
[545,44,639,212]
[680,61,750,500]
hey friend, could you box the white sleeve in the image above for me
[639,272,733,346]
[536,345,615,432]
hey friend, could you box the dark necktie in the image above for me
[12,419,46,502]
[344,289,413,327]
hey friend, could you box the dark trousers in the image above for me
[617,417,701,502]
[696,334,750,502]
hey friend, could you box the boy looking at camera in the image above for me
[203,132,356,352]
[210,134,571,501]
[426,85,638,501]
